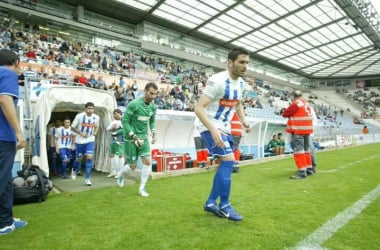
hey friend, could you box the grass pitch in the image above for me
[3,143,380,249]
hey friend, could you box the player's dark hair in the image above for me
[114,108,122,115]
[85,102,95,108]
[0,49,19,66]
[145,82,158,91]
[228,48,249,62]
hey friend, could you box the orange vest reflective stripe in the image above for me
[230,112,243,136]
[286,98,313,135]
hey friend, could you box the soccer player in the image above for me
[54,117,75,179]
[106,109,124,178]
[0,49,27,235]
[116,82,158,197]
[194,48,251,221]
[47,119,62,176]
[71,102,99,186]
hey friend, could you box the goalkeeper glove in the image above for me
[151,131,157,144]
[129,132,144,147]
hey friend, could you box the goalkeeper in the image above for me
[116,82,158,197]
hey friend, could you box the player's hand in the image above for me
[210,128,224,148]
[151,131,157,144]
[129,133,144,147]
[16,132,26,150]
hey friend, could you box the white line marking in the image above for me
[291,184,380,250]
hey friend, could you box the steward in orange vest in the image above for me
[282,90,314,179]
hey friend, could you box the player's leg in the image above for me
[202,131,242,221]
[49,147,58,176]
[72,143,84,179]
[84,142,95,186]
[115,143,125,178]
[137,141,152,197]
[290,134,307,179]
[116,141,135,187]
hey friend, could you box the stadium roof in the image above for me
[27,0,380,80]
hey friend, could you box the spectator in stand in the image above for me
[78,72,88,86]
[88,74,97,88]
[95,75,107,90]
[114,85,126,106]
[101,56,108,71]
[25,47,37,60]
[23,65,36,80]
[125,88,135,106]
[362,126,368,134]
[72,75,79,85]
[108,81,117,91]
[119,76,125,88]
[40,73,50,84]
[51,75,60,85]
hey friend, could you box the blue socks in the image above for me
[85,159,93,179]
[206,160,234,208]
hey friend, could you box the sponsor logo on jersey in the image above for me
[219,99,238,107]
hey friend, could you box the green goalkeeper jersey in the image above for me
[122,96,157,140]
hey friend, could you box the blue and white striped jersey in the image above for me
[199,70,245,134]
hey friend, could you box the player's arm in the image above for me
[72,133,76,145]
[54,136,60,153]
[93,126,98,136]
[234,101,250,132]
[70,115,80,134]
[122,101,135,136]
[150,106,157,144]
[194,94,224,148]
[0,95,25,149]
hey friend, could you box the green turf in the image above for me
[3,143,380,249]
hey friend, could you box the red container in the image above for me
[156,155,186,172]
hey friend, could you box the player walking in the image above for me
[195,48,251,221]
[116,82,158,197]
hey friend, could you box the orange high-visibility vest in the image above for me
[230,112,243,136]
[286,98,313,135]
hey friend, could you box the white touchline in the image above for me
[291,184,380,250]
